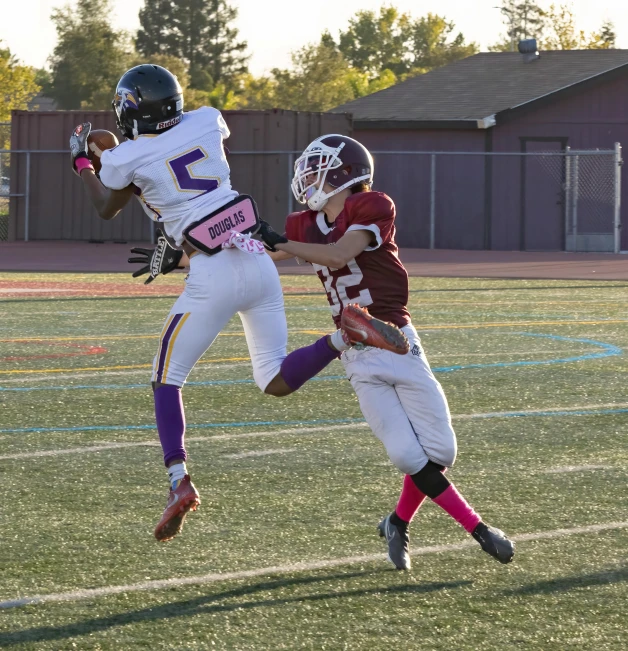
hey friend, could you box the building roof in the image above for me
[332,50,628,129]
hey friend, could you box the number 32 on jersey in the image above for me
[314,259,373,316]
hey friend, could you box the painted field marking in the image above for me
[0,333,620,393]
[544,464,615,474]
[0,329,327,344]
[0,345,596,384]
[2,403,628,458]
[0,423,367,458]
[0,356,250,376]
[0,288,91,294]
[222,448,297,460]
[2,318,628,344]
[0,363,252,384]
[1,521,626,609]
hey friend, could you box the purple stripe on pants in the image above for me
[156,313,183,383]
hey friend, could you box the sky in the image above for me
[1,0,626,75]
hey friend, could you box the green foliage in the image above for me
[336,6,414,78]
[490,0,546,51]
[491,1,617,51]
[269,43,366,112]
[411,14,478,70]
[47,0,134,109]
[136,0,249,88]
[543,5,617,50]
[0,44,40,122]
[333,6,477,79]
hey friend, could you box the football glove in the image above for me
[128,229,184,285]
[69,122,91,174]
[257,220,288,252]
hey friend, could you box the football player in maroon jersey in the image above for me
[257,135,515,569]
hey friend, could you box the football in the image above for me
[87,129,119,173]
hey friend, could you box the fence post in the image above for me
[572,154,580,251]
[24,151,31,242]
[287,152,295,216]
[429,154,436,249]
[564,147,571,251]
[614,142,622,254]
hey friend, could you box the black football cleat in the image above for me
[378,513,411,570]
[472,522,515,564]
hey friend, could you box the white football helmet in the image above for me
[291,134,374,211]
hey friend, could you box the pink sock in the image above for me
[395,474,428,523]
[432,484,482,533]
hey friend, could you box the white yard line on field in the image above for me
[2,403,628,462]
[0,362,252,384]
[1,521,626,609]
[222,448,297,459]
[0,423,369,461]
[543,464,616,474]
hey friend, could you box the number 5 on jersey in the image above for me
[167,147,219,197]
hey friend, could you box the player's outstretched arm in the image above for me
[258,220,372,269]
[266,250,295,262]
[80,172,136,220]
[70,122,134,220]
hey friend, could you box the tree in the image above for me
[136,0,249,89]
[587,20,617,49]
[490,0,546,51]
[543,4,617,50]
[491,1,617,52]
[336,7,414,78]
[270,42,363,112]
[333,6,476,79]
[47,0,134,109]
[0,44,40,149]
[0,45,40,122]
[411,14,478,71]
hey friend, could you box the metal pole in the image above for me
[572,155,580,252]
[614,142,622,254]
[287,152,295,216]
[429,154,436,249]
[564,147,571,251]
[24,151,31,242]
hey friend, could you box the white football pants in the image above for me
[342,323,457,475]
[152,248,287,391]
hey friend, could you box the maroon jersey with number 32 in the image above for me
[285,191,410,329]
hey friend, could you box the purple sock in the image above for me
[154,385,187,467]
[280,336,339,392]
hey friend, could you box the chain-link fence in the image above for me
[371,147,622,252]
[0,124,11,241]
[0,145,623,250]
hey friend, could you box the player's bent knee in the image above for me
[428,437,457,468]
[410,460,450,499]
[386,445,425,476]
[263,374,294,397]
[152,381,183,392]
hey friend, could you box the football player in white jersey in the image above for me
[69,64,408,542]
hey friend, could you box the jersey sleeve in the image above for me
[99,149,134,190]
[284,211,308,242]
[344,192,395,251]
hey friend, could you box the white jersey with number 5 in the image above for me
[99,106,238,245]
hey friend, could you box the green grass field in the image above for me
[1,273,627,650]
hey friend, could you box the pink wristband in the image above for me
[75,157,94,175]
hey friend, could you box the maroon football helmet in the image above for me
[292,134,374,210]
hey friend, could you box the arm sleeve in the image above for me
[344,193,395,251]
[284,212,304,242]
[99,151,133,190]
